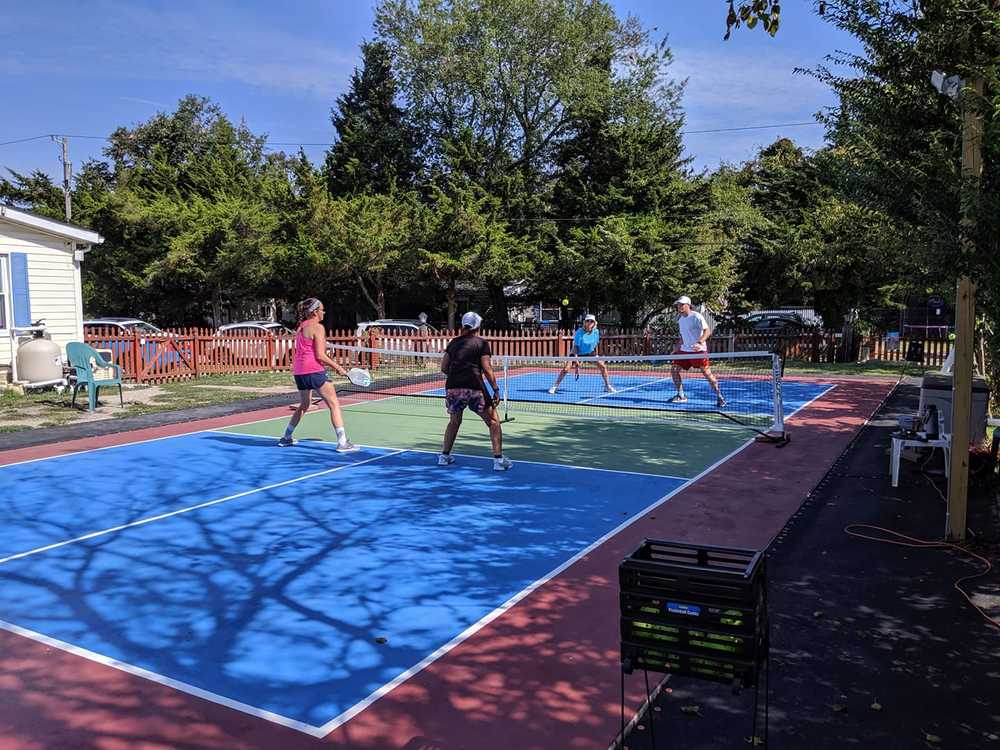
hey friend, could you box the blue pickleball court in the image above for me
[0,430,684,733]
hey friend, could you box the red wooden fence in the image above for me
[81,326,944,384]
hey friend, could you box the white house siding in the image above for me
[0,223,82,376]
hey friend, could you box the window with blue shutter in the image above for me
[11,252,31,328]
[0,257,7,330]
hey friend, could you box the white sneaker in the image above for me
[438,453,455,466]
[547,386,557,395]
[668,394,688,404]
[606,385,618,393]
[493,456,513,471]
[336,440,360,452]
[277,435,297,447]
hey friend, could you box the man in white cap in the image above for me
[548,313,616,395]
[670,295,726,408]
[438,311,513,471]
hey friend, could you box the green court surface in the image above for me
[219,397,751,478]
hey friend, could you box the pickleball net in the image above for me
[327,344,786,436]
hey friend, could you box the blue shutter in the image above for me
[11,253,31,327]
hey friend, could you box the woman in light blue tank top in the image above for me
[547,315,616,395]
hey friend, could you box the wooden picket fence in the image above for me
[860,334,951,367]
[82,325,945,384]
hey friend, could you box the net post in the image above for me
[770,352,785,436]
[502,355,511,422]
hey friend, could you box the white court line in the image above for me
[0,619,329,737]
[785,383,837,421]
[210,430,690,482]
[0,449,403,566]
[0,426,230,470]
[313,432,759,736]
[0,379,409,470]
[0,392,404,471]
[576,375,660,405]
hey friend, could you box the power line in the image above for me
[0,134,54,147]
[682,121,821,135]
[0,120,824,150]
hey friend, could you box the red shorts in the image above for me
[672,346,710,370]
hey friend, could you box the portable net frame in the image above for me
[329,344,786,436]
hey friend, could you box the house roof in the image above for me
[0,204,103,244]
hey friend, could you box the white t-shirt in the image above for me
[678,311,708,352]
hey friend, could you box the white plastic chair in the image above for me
[890,412,950,488]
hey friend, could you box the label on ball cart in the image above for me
[666,602,700,617]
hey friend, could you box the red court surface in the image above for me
[0,378,893,750]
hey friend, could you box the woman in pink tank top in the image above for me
[278,297,358,452]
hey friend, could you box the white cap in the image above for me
[461,311,483,329]
[674,295,692,305]
[583,314,597,322]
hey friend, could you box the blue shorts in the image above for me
[293,371,328,391]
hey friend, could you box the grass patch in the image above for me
[186,371,293,388]
[0,374,295,434]
[115,384,281,418]
[784,360,917,378]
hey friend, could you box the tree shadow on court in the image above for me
[1,378,932,750]
[0,440,677,748]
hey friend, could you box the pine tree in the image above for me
[324,40,420,197]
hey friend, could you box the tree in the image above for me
[809,0,1000,366]
[723,0,785,40]
[419,173,529,329]
[376,0,666,186]
[552,213,732,328]
[0,169,65,219]
[310,190,421,319]
[721,138,907,328]
[324,40,422,197]
[542,33,715,324]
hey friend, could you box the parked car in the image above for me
[83,317,183,368]
[83,317,168,336]
[743,312,811,333]
[355,318,438,338]
[354,318,442,355]
[217,320,294,337]
[213,320,295,367]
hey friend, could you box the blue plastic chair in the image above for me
[66,341,124,412]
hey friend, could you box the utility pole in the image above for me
[946,76,984,542]
[58,136,72,222]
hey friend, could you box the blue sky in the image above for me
[0,1,858,181]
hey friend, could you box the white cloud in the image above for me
[0,1,358,100]
[118,96,167,109]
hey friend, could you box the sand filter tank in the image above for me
[16,331,63,383]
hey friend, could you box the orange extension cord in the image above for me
[845,464,999,630]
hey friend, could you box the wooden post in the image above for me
[131,331,142,383]
[947,76,984,542]
[948,279,975,540]
[193,329,201,379]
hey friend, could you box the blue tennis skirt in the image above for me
[293,371,328,391]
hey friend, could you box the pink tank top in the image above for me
[292,322,325,375]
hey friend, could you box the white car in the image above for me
[355,318,442,352]
[83,317,178,365]
[217,320,294,337]
[213,320,294,367]
[83,317,167,336]
[355,318,437,338]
